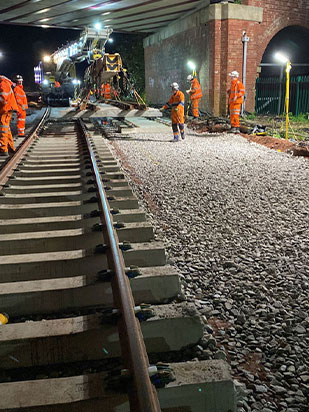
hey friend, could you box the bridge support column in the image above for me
[144,3,263,116]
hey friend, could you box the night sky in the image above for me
[0,23,131,90]
[0,24,81,89]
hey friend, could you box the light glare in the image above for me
[274,52,289,64]
[94,23,102,30]
[187,61,196,70]
[35,8,50,14]
[43,55,51,62]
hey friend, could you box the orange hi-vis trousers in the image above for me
[229,102,242,127]
[191,98,201,118]
[0,111,15,153]
[17,110,26,136]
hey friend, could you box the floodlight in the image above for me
[274,52,289,64]
[187,61,196,70]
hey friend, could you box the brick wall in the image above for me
[144,25,209,112]
[144,1,309,115]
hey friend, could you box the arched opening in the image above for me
[256,26,309,114]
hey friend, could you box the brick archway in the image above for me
[242,0,309,112]
[144,1,309,116]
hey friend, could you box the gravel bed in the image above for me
[109,126,309,412]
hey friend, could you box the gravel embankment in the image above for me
[109,127,309,412]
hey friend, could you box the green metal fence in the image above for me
[255,75,309,115]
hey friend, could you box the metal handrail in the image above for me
[0,107,50,189]
[78,119,161,411]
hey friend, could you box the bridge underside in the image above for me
[143,0,309,115]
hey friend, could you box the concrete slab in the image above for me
[73,104,162,119]
[0,222,154,254]
[0,251,108,282]
[0,197,138,219]
[122,241,166,267]
[116,222,154,242]
[1,266,181,315]
[111,209,146,223]
[119,117,170,134]
[0,187,133,203]
[0,215,100,234]
[0,229,104,255]
[0,304,203,368]
[0,361,236,411]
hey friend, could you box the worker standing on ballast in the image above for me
[227,70,245,133]
[186,74,203,118]
[13,75,28,137]
[160,82,185,142]
[0,75,18,157]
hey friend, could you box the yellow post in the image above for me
[285,61,292,140]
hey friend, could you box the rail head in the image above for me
[78,119,161,412]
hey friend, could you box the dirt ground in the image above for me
[242,134,294,152]
[241,134,309,157]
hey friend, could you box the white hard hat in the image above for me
[171,82,179,90]
[14,75,23,82]
[229,71,239,77]
[187,74,193,81]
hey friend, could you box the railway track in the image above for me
[0,108,236,411]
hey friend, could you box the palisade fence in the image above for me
[255,75,309,115]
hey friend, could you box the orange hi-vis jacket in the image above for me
[228,79,245,104]
[190,78,203,100]
[163,90,185,124]
[101,83,111,99]
[0,76,18,113]
[14,84,28,112]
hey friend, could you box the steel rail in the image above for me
[0,107,50,190]
[78,119,161,412]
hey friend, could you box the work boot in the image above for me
[0,151,9,157]
[235,128,240,133]
[229,127,237,133]
[181,132,185,140]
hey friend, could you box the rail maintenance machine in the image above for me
[34,26,123,106]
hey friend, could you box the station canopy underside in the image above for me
[0,0,205,33]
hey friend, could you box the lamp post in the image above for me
[241,31,249,116]
[274,52,291,140]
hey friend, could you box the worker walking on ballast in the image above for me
[160,82,185,142]
[186,74,203,118]
[227,70,245,133]
[0,75,18,156]
[13,75,28,137]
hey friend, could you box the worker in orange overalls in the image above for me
[13,75,28,137]
[0,75,18,156]
[186,74,203,118]
[54,81,61,88]
[227,70,245,133]
[161,82,185,142]
[101,82,111,99]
